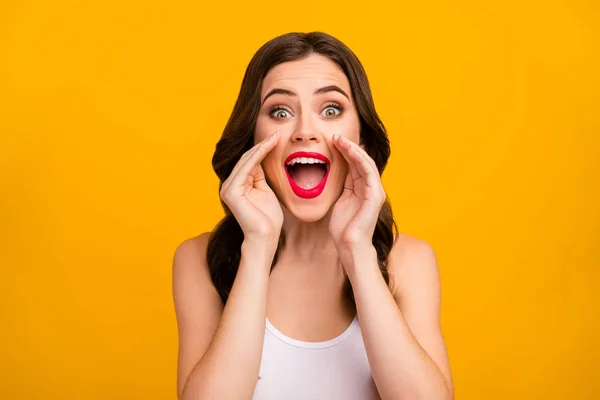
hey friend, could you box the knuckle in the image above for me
[219,188,230,202]
[219,184,228,196]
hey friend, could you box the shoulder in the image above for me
[387,234,454,396]
[173,232,211,262]
[172,232,212,277]
[172,232,220,300]
[387,233,441,305]
[172,233,224,397]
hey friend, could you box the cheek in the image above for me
[254,115,275,145]
[326,114,360,143]
[261,151,282,183]
[344,108,361,135]
[346,116,361,143]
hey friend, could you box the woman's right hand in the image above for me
[220,131,283,245]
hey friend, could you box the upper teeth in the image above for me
[286,157,326,166]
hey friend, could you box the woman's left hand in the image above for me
[329,134,386,265]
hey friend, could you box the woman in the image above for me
[173,32,453,400]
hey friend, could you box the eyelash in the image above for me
[269,102,344,119]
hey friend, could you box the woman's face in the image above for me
[255,54,361,222]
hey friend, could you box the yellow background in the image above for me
[1,0,598,399]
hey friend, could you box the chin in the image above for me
[281,198,334,223]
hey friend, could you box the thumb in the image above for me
[343,172,354,191]
[250,163,266,184]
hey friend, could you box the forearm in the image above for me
[347,247,451,400]
[182,240,275,400]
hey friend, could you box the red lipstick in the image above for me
[284,152,330,199]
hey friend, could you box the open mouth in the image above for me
[284,152,331,199]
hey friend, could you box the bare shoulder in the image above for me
[173,233,212,291]
[173,232,211,267]
[387,233,440,304]
[172,231,223,317]
[387,234,453,395]
[389,233,437,261]
[172,232,224,398]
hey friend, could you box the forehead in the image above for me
[261,54,351,96]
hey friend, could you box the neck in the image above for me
[278,206,338,264]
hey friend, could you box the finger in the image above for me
[337,134,380,178]
[343,136,379,176]
[252,164,272,191]
[225,133,275,184]
[223,132,278,190]
[225,146,260,186]
[342,171,354,191]
[332,134,361,180]
[358,142,379,173]
[250,161,265,180]
[334,134,380,189]
[229,132,280,189]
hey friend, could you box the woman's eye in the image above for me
[270,107,292,119]
[321,105,342,118]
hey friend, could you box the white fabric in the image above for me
[252,315,381,399]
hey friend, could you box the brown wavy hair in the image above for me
[208,31,398,304]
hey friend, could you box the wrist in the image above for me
[337,240,376,259]
[241,238,279,260]
[340,245,378,278]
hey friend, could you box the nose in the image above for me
[290,114,321,143]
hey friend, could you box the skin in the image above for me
[256,53,360,227]
[255,55,365,339]
[172,54,454,399]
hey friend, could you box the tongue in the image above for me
[289,165,326,189]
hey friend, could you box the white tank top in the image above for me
[252,315,381,399]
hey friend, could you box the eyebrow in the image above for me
[261,85,350,105]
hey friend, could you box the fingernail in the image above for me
[273,131,280,138]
